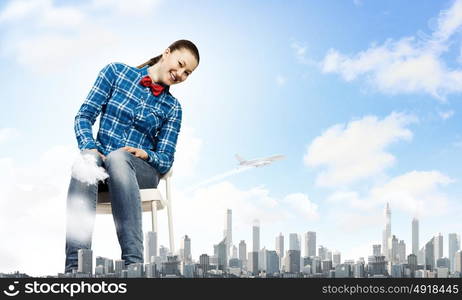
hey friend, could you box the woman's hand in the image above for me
[120,146,149,160]
[89,149,106,160]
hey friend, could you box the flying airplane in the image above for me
[235,153,285,168]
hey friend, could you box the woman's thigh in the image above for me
[100,149,161,190]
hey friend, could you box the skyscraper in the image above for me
[333,251,341,268]
[425,237,435,271]
[239,240,247,268]
[289,233,300,251]
[412,218,419,255]
[216,238,227,271]
[373,244,381,257]
[455,250,462,274]
[275,232,284,269]
[77,249,93,275]
[180,235,192,263]
[434,233,443,266]
[318,245,328,260]
[224,209,232,259]
[145,231,157,264]
[449,233,461,272]
[305,231,316,257]
[252,219,260,252]
[382,202,391,260]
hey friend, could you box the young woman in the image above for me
[65,40,200,273]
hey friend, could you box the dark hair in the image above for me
[137,39,200,69]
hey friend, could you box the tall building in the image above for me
[448,233,460,272]
[318,245,328,260]
[398,240,406,264]
[288,250,301,273]
[216,238,227,271]
[407,254,418,278]
[434,233,443,266]
[266,250,280,275]
[145,231,157,263]
[412,218,419,255]
[275,233,284,270]
[77,249,92,275]
[224,209,232,259]
[248,251,259,275]
[304,231,316,257]
[179,235,192,263]
[252,219,260,252]
[373,244,381,257]
[289,233,301,251]
[367,255,387,277]
[259,247,267,272]
[454,250,462,273]
[114,260,125,277]
[425,237,435,270]
[333,251,341,268]
[231,245,237,259]
[239,240,247,268]
[382,202,391,260]
[199,254,210,276]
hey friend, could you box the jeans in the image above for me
[64,149,161,273]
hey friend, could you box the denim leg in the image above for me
[104,149,145,265]
[64,149,103,273]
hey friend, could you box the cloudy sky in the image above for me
[1,0,462,276]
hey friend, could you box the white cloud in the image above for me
[320,0,462,99]
[89,0,162,17]
[291,41,316,66]
[325,170,454,218]
[369,170,453,217]
[0,128,20,143]
[0,145,77,276]
[173,127,202,178]
[282,193,319,220]
[304,112,417,187]
[438,110,454,120]
[0,0,85,28]
[0,0,119,72]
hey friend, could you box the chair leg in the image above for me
[167,203,174,253]
[151,201,158,233]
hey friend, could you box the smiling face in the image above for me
[157,47,199,86]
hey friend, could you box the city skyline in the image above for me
[2,0,462,276]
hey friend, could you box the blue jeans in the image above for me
[64,149,161,273]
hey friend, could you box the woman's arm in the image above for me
[145,103,182,174]
[74,63,117,150]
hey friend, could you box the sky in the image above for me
[1,0,462,276]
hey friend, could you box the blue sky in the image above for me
[1,0,462,275]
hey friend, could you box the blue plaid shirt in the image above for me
[74,62,182,174]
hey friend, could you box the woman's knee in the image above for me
[105,149,133,170]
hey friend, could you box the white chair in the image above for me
[96,169,175,252]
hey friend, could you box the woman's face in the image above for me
[158,48,198,86]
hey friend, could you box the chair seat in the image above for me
[96,188,165,214]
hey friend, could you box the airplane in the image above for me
[235,153,285,168]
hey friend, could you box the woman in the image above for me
[65,40,200,274]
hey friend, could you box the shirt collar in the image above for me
[140,65,170,93]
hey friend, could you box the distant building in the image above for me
[449,233,460,272]
[288,250,301,273]
[127,263,143,278]
[145,231,157,264]
[239,240,247,269]
[77,249,92,275]
[305,231,316,257]
[335,264,351,278]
